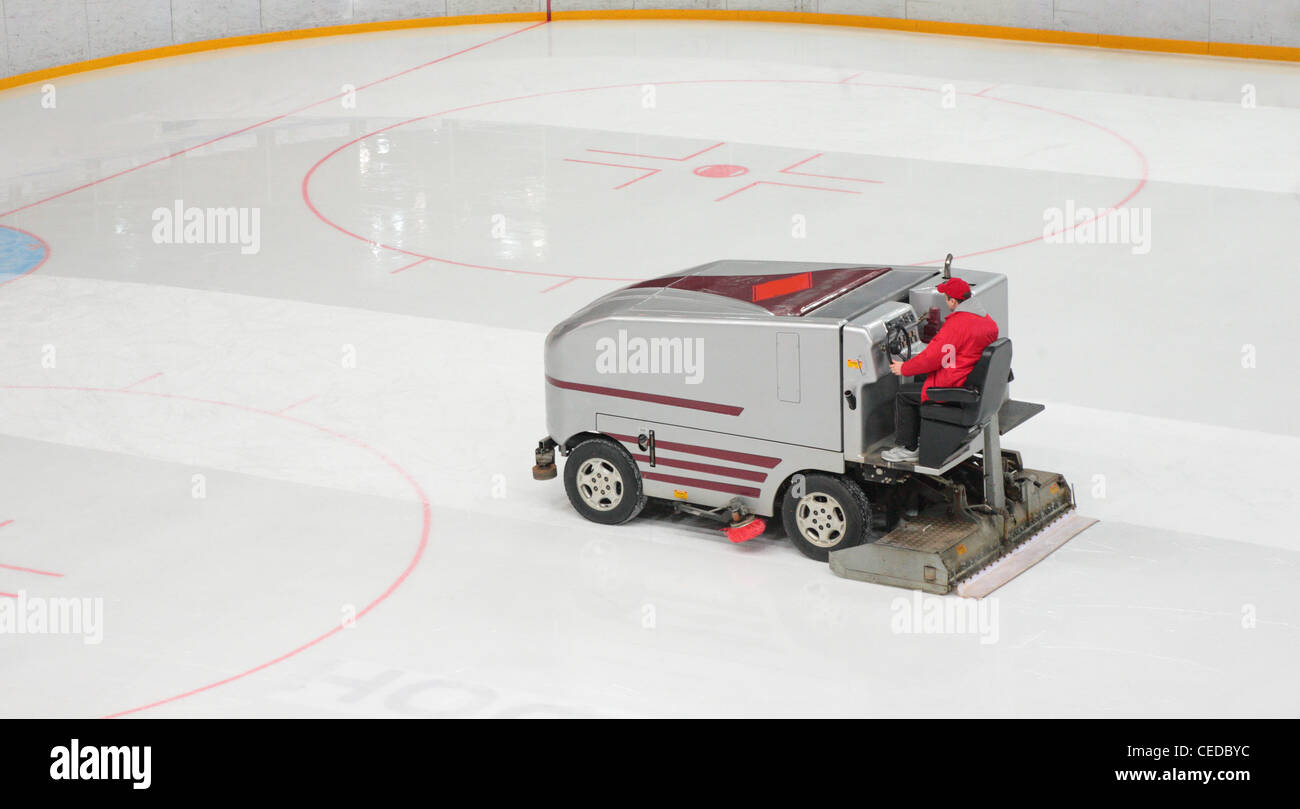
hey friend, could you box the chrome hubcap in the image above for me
[795,492,848,548]
[577,458,624,512]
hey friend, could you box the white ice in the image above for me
[0,20,1297,717]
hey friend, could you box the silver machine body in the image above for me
[542,259,1010,518]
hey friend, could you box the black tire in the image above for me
[780,472,872,562]
[563,437,647,526]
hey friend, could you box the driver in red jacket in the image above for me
[881,277,998,464]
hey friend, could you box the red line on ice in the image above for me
[0,562,63,578]
[921,91,1150,265]
[541,277,576,293]
[301,78,1148,275]
[0,47,1150,714]
[563,158,662,189]
[120,372,163,390]
[390,257,430,274]
[0,22,547,220]
[587,141,725,162]
[276,394,317,414]
[778,153,882,184]
[714,180,862,202]
[0,382,433,719]
[0,22,540,715]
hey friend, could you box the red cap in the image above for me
[936,277,971,300]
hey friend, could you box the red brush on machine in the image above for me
[724,517,767,543]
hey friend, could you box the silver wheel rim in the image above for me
[577,458,624,512]
[795,492,848,548]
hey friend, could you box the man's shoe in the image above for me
[881,445,920,463]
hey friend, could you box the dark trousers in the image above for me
[894,381,925,450]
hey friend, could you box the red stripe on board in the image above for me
[630,453,767,483]
[608,433,780,469]
[547,376,743,416]
[642,471,761,499]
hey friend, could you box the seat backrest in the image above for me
[967,338,1013,424]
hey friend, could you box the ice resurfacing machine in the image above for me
[532,257,1095,597]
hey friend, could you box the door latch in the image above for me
[637,430,656,466]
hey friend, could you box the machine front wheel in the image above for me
[781,473,872,562]
[563,437,647,526]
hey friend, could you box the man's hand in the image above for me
[889,360,906,376]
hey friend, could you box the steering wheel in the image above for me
[886,323,912,361]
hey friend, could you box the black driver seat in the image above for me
[916,338,1013,468]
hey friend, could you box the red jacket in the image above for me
[900,301,999,402]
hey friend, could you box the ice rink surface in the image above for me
[1,20,1298,717]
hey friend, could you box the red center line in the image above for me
[0,562,63,578]
[0,520,12,529]
[839,71,863,83]
[0,21,548,220]
[0,592,16,598]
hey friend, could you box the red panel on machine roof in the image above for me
[751,272,813,302]
[629,266,891,316]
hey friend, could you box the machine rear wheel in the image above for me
[781,473,872,561]
[563,437,647,526]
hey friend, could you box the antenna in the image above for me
[943,253,953,279]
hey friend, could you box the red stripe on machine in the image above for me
[546,376,743,416]
[630,453,768,483]
[641,471,761,499]
[608,433,780,468]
